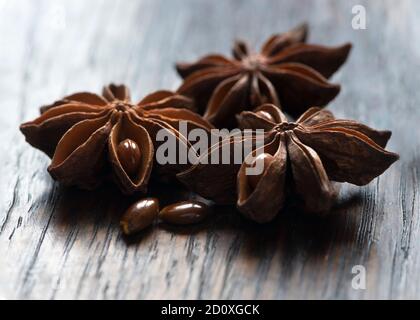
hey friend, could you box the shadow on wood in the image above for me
[43,179,365,264]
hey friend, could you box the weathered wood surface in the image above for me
[0,0,419,300]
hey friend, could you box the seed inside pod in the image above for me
[159,201,210,225]
[120,198,159,235]
[256,110,275,123]
[117,139,141,176]
[247,153,274,190]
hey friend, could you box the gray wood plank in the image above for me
[0,0,419,299]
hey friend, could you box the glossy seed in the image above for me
[256,110,275,123]
[247,153,274,190]
[120,198,159,235]
[117,139,141,176]
[159,201,210,225]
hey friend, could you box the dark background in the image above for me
[0,0,419,299]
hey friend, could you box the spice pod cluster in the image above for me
[20,24,399,235]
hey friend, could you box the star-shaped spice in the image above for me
[177,104,399,223]
[20,84,213,194]
[176,23,352,127]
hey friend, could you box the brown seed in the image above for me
[120,198,159,235]
[117,139,141,176]
[159,201,210,225]
[256,110,275,123]
[247,153,274,190]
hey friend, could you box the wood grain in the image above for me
[0,0,419,299]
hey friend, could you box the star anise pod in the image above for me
[20,84,213,194]
[176,23,352,127]
[177,104,399,223]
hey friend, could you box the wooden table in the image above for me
[1,0,419,300]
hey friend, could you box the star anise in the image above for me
[20,84,213,194]
[176,23,352,127]
[177,104,399,223]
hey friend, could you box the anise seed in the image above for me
[120,198,159,235]
[159,201,210,225]
[20,84,212,195]
[176,24,352,126]
[117,139,141,176]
